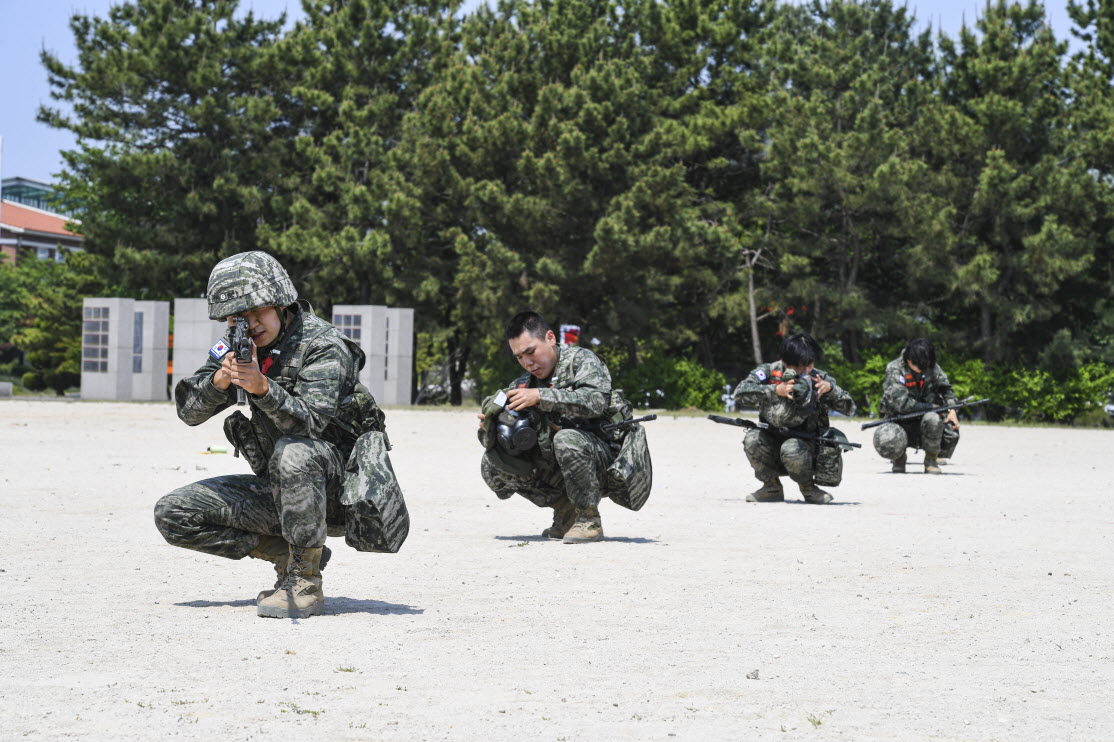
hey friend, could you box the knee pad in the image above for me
[873,423,908,460]
[268,436,317,482]
[779,438,813,477]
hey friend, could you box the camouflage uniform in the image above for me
[873,358,960,461]
[733,362,855,486]
[154,302,372,558]
[479,346,645,513]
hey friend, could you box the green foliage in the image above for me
[32,0,1114,414]
[599,342,727,410]
[21,371,45,392]
[995,363,1114,423]
[8,253,112,396]
[822,350,895,417]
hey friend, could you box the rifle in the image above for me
[860,397,989,430]
[564,414,658,434]
[230,315,253,406]
[707,414,860,449]
[599,414,657,433]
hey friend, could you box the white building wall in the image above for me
[172,298,226,395]
[131,300,170,401]
[332,304,413,405]
[385,307,414,405]
[80,297,135,400]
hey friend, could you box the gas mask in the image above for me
[490,390,539,456]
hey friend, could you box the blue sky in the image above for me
[0,1,1080,184]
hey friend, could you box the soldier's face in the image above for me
[509,329,558,380]
[228,307,283,347]
[786,362,814,377]
[907,361,922,374]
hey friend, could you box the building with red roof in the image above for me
[0,177,83,263]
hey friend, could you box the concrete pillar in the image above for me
[332,304,413,405]
[132,300,170,401]
[80,298,135,400]
[385,307,414,405]
[172,298,226,394]
[332,304,377,399]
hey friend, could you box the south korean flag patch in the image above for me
[754,369,767,382]
[209,338,231,361]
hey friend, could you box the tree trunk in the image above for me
[447,335,470,406]
[747,268,763,365]
[980,300,993,366]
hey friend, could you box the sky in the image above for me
[0,0,1080,185]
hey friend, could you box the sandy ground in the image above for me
[0,400,1111,742]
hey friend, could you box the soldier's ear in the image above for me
[544,330,557,346]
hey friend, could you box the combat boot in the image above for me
[746,479,785,502]
[249,535,330,601]
[799,481,833,504]
[257,545,325,619]
[562,506,604,544]
[542,499,577,539]
[891,453,907,474]
[924,454,942,474]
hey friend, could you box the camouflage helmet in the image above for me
[206,251,297,320]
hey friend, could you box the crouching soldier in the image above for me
[478,312,652,543]
[154,252,408,618]
[734,333,856,504]
[872,338,960,474]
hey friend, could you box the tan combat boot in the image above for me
[924,454,942,474]
[562,506,604,544]
[746,479,785,502]
[799,481,833,504]
[257,545,325,619]
[249,535,330,601]
[891,453,907,473]
[542,499,577,539]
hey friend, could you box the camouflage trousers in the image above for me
[481,428,615,511]
[154,436,346,559]
[744,429,816,485]
[872,413,960,460]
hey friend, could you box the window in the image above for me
[333,313,362,342]
[132,312,144,373]
[82,306,109,372]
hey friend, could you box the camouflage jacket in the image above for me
[478,345,619,454]
[175,303,373,463]
[733,361,855,432]
[879,358,958,418]
[529,345,612,423]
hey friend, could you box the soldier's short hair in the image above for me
[505,311,551,341]
[904,338,936,372]
[779,333,821,367]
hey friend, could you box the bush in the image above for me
[21,371,45,391]
[602,342,726,410]
[825,347,1114,425]
[0,359,32,379]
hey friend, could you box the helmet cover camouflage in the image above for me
[206,251,298,319]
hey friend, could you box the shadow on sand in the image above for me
[494,534,659,544]
[174,597,423,616]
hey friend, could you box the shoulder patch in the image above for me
[208,339,230,361]
[754,369,766,381]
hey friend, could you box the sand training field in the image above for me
[1,400,1111,740]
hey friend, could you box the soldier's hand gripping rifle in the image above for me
[707,415,861,449]
[230,315,253,406]
[860,397,989,430]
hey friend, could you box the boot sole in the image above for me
[257,600,324,619]
[562,534,604,543]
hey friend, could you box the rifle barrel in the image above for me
[861,398,990,430]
